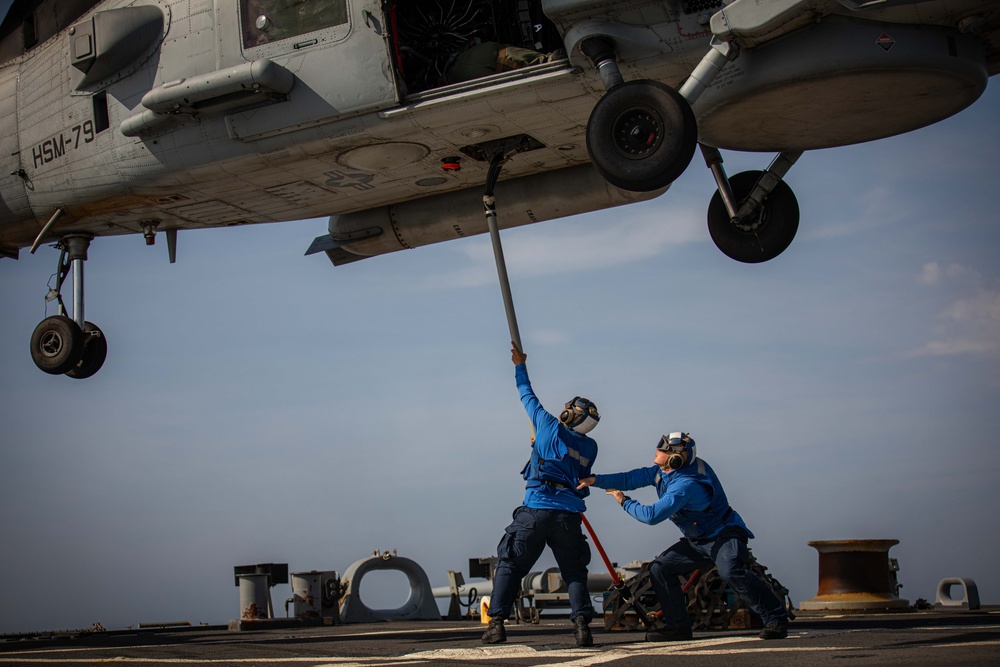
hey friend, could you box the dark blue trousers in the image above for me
[488,506,595,621]
[648,528,788,628]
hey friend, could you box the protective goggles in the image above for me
[656,432,687,452]
[565,397,600,421]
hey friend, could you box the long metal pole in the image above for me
[486,206,522,352]
[484,154,522,352]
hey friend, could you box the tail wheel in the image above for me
[65,322,108,379]
[30,315,85,374]
[586,80,697,192]
[708,170,799,263]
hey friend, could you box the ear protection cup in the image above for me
[658,432,691,470]
[561,397,599,430]
[560,396,583,426]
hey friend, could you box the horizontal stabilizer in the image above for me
[305,234,368,267]
[305,234,342,256]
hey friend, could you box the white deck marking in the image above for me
[1,627,997,664]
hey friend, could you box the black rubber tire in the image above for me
[707,170,799,263]
[30,315,85,375]
[586,80,698,192]
[65,322,108,379]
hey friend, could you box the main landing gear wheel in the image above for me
[65,322,108,379]
[30,315,84,374]
[30,234,108,378]
[708,170,799,263]
[586,80,697,192]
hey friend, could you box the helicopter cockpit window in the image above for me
[241,0,348,48]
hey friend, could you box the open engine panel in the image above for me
[389,0,564,95]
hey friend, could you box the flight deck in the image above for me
[1,609,997,667]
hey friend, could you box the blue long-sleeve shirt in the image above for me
[593,461,750,539]
[593,466,712,525]
[516,363,597,513]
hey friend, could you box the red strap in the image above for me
[579,512,621,585]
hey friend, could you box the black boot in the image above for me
[759,621,788,639]
[574,615,593,647]
[482,617,506,644]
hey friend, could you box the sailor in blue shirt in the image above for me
[578,432,789,641]
[483,343,599,647]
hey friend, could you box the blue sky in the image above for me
[1,80,998,633]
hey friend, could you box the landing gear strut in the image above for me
[30,233,107,378]
[678,39,803,262]
[703,149,802,263]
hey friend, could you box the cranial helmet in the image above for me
[559,396,600,434]
[657,432,696,469]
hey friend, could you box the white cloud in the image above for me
[906,339,998,357]
[944,289,1000,324]
[918,261,982,286]
[416,201,704,289]
[918,262,943,285]
[906,262,1000,358]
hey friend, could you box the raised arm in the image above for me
[512,344,564,457]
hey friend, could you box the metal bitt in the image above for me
[800,540,910,611]
[232,563,288,623]
[238,574,271,620]
[289,570,341,623]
